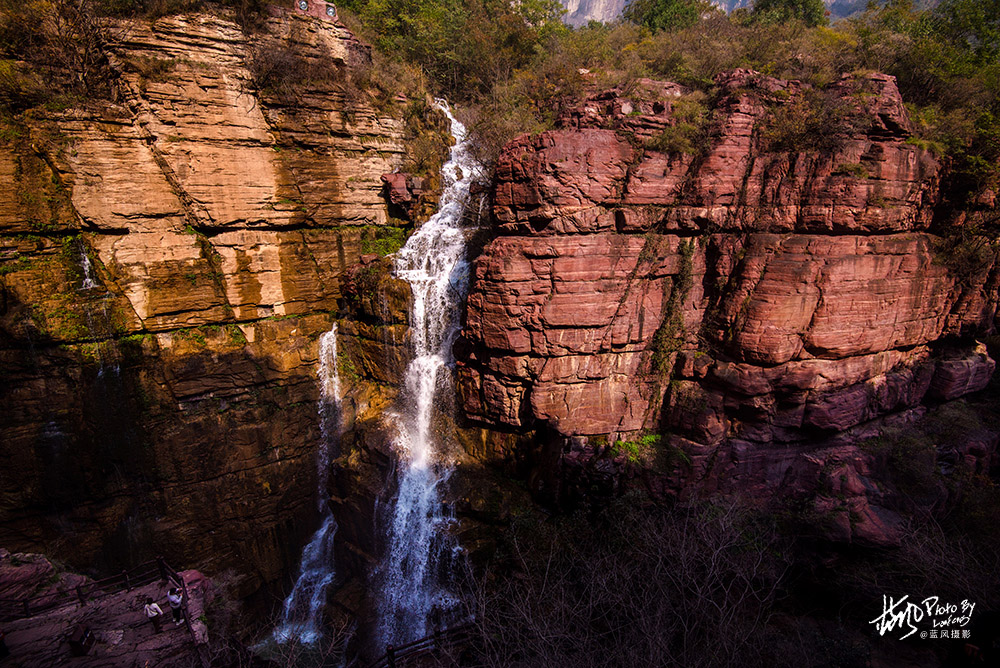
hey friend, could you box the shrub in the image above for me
[337,0,565,102]
[623,0,714,34]
[360,226,408,257]
[933,229,998,287]
[752,0,829,28]
[0,59,45,114]
[861,431,939,506]
[755,86,857,153]
[831,162,869,178]
[649,239,694,376]
[645,90,709,154]
[609,433,660,464]
[245,42,308,103]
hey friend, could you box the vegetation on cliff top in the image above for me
[466,0,999,199]
[336,0,1000,204]
[3,1,996,203]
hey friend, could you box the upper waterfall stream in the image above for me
[375,101,482,648]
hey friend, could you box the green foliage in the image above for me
[455,0,1000,201]
[226,323,247,345]
[31,296,89,341]
[831,161,869,178]
[399,96,452,177]
[623,0,712,33]
[752,0,829,28]
[337,346,359,382]
[338,0,565,100]
[755,86,857,152]
[0,252,32,275]
[645,90,709,154]
[935,0,1000,63]
[360,225,408,257]
[933,228,998,287]
[0,58,44,114]
[609,433,660,464]
[173,326,207,347]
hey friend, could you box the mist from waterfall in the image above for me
[374,101,482,649]
[273,325,342,645]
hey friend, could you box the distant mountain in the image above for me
[562,0,628,27]
[560,0,940,27]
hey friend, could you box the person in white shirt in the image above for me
[143,596,163,633]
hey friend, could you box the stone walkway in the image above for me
[1,551,212,667]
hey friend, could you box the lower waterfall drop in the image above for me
[375,101,483,648]
[273,325,342,645]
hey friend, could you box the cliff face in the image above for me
[0,9,415,597]
[457,71,998,542]
[560,0,627,27]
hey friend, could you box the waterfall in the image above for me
[375,101,482,648]
[315,326,342,510]
[273,325,342,645]
[74,238,120,376]
[78,239,98,290]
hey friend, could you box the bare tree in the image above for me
[462,497,789,668]
[0,0,132,99]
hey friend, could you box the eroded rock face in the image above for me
[0,10,414,598]
[458,71,998,543]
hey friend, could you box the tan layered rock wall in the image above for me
[457,71,998,541]
[0,9,412,597]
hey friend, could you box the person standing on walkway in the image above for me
[167,588,184,626]
[143,596,164,633]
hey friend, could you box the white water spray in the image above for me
[274,325,342,645]
[375,101,483,648]
[79,240,98,290]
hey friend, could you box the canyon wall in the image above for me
[456,71,998,543]
[0,9,421,598]
[2,4,995,619]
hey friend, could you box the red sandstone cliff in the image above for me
[456,70,998,544]
[0,9,432,599]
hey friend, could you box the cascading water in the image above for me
[273,325,342,645]
[79,240,98,290]
[75,239,120,375]
[375,101,483,648]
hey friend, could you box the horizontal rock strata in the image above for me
[457,71,998,543]
[0,10,411,596]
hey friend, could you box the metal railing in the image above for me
[364,623,475,668]
[0,556,183,623]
